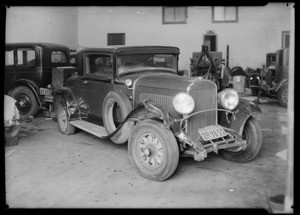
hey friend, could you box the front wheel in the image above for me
[57,96,75,135]
[128,120,179,181]
[277,83,288,107]
[220,117,262,163]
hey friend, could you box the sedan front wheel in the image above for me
[128,120,179,181]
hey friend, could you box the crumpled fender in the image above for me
[53,87,81,120]
[102,99,182,140]
[218,98,262,135]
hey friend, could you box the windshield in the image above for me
[116,54,177,75]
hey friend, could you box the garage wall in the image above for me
[5,7,78,50]
[5,4,291,70]
[77,4,291,70]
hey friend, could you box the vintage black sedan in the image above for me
[53,46,263,181]
[5,42,70,118]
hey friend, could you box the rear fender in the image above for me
[7,79,42,107]
[218,98,261,135]
[275,79,288,92]
[53,87,80,120]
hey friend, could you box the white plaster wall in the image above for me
[77,4,291,70]
[5,6,78,50]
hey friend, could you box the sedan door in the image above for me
[81,53,114,119]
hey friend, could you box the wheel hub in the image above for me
[139,133,164,167]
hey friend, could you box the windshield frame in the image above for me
[116,53,178,76]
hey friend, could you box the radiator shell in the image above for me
[134,74,217,140]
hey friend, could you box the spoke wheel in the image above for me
[138,133,165,168]
[57,96,75,135]
[8,86,39,118]
[278,83,288,107]
[128,120,179,181]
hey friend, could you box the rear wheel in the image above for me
[57,96,75,135]
[277,83,288,107]
[128,120,179,181]
[220,117,262,163]
[8,86,39,118]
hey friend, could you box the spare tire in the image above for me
[102,91,134,144]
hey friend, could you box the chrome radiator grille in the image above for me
[140,93,180,118]
[187,88,217,140]
[139,83,217,140]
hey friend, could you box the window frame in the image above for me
[282,31,290,48]
[162,7,188,24]
[212,6,239,23]
[83,53,113,80]
[107,33,126,46]
[16,48,37,67]
[5,49,15,67]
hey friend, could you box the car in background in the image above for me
[249,48,289,107]
[5,42,71,118]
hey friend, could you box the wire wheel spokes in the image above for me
[139,133,164,167]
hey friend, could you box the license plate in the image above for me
[40,88,52,96]
[198,125,227,141]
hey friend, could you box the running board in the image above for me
[70,120,108,138]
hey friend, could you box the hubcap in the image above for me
[15,94,32,113]
[138,133,164,167]
[58,103,68,131]
[282,89,288,103]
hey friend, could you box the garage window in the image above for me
[17,48,36,66]
[282,31,290,48]
[107,33,125,46]
[212,7,238,22]
[163,7,187,24]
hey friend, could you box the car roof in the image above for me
[80,45,180,54]
[5,42,70,49]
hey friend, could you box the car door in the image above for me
[81,53,114,119]
[14,46,40,85]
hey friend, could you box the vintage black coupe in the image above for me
[53,46,263,181]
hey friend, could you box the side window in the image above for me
[17,48,36,66]
[51,51,67,63]
[5,50,14,66]
[85,54,113,79]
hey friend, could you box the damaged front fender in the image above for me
[218,98,262,135]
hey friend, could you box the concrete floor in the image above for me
[4,90,290,211]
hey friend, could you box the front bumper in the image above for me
[176,126,246,161]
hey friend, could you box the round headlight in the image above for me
[218,89,239,110]
[173,93,195,115]
[125,79,133,87]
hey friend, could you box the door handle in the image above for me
[83,80,88,84]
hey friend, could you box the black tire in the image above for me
[102,91,134,144]
[57,96,75,135]
[220,117,262,163]
[5,125,20,138]
[251,87,259,96]
[128,120,179,181]
[8,86,39,118]
[277,83,288,107]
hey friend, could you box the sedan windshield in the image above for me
[116,54,177,75]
